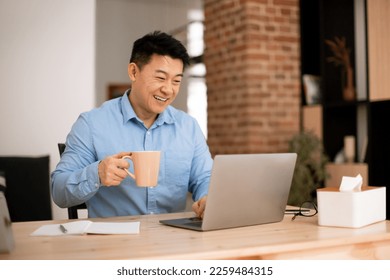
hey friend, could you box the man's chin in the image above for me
[154,102,170,111]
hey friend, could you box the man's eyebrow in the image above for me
[155,69,183,77]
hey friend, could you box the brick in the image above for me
[204,0,300,155]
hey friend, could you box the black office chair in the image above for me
[0,156,52,222]
[57,143,87,219]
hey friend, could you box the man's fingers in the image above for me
[192,196,207,218]
[102,171,127,186]
[98,154,131,186]
[192,203,198,215]
[115,151,132,159]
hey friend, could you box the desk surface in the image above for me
[1,212,390,260]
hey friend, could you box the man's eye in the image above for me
[156,77,165,80]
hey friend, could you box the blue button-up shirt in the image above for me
[51,92,213,218]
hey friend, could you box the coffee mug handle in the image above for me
[121,155,136,180]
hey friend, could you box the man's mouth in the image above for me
[154,95,168,102]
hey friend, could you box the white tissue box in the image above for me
[317,186,386,228]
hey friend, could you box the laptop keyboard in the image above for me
[188,217,202,222]
[184,217,203,227]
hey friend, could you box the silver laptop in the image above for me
[160,153,297,231]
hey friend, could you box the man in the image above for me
[51,31,212,218]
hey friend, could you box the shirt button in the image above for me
[147,131,151,135]
[94,183,99,188]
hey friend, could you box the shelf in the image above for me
[300,0,390,219]
[302,105,322,140]
[323,99,367,109]
[367,0,390,101]
[325,163,368,187]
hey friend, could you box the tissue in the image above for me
[339,174,362,192]
[317,173,386,228]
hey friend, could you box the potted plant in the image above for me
[287,131,329,206]
[325,36,355,101]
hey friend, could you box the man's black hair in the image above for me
[130,31,190,70]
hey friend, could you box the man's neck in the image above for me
[128,94,157,129]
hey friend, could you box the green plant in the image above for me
[287,131,329,206]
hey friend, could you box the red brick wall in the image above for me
[204,0,300,156]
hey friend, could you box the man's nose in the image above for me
[161,82,173,94]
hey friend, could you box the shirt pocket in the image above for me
[163,149,192,188]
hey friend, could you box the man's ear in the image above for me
[128,63,137,82]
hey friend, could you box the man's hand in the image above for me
[192,196,207,218]
[98,152,131,186]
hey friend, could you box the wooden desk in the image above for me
[1,212,390,260]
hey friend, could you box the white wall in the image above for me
[0,0,96,219]
[0,0,201,220]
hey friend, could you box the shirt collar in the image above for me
[120,90,176,126]
[155,107,175,126]
[121,90,137,124]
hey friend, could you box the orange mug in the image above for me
[121,151,161,187]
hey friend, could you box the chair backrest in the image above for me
[0,156,52,222]
[57,143,66,157]
[57,143,87,219]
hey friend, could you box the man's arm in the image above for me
[51,115,132,208]
[51,114,101,208]
[187,119,213,213]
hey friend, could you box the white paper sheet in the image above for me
[85,222,140,235]
[30,220,140,236]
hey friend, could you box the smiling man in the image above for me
[51,31,212,218]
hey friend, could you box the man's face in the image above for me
[128,54,184,122]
